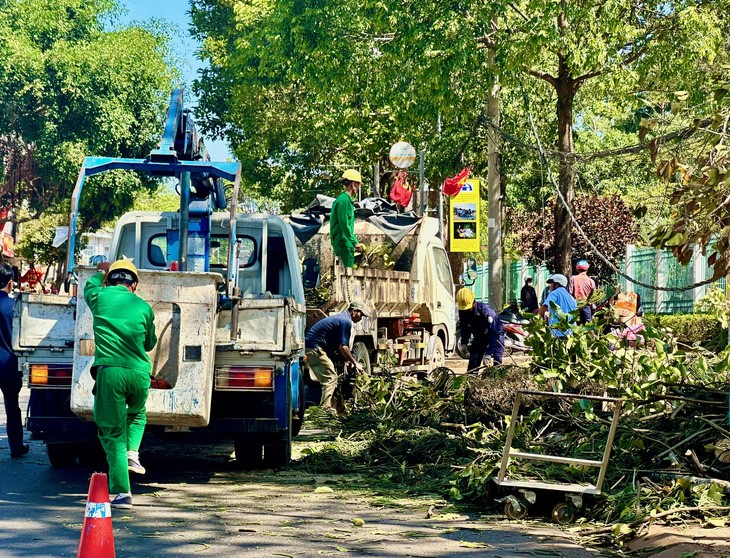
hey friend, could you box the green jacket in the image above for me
[330,191,358,249]
[84,272,157,373]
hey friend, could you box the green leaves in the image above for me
[0,0,176,260]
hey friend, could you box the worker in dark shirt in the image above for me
[305,302,365,411]
[0,263,28,458]
[457,288,505,369]
[520,277,538,313]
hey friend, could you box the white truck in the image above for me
[12,90,307,468]
[14,211,307,468]
[293,208,456,378]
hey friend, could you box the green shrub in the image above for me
[643,313,724,347]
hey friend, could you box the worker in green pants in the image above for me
[85,259,157,509]
[330,169,363,268]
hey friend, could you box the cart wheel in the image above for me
[551,502,577,525]
[504,499,528,520]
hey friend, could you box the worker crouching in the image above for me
[457,288,505,370]
[85,259,157,509]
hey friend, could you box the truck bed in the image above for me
[331,265,418,318]
[13,294,76,353]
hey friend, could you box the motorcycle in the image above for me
[498,300,531,355]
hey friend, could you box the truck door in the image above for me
[429,244,456,351]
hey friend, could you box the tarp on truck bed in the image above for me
[289,196,421,245]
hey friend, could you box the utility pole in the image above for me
[372,161,380,197]
[487,19,503,310]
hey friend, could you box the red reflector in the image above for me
[215,366,273,390]
[29,364,72,387]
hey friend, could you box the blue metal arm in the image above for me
[65,156,241,280]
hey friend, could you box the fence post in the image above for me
[656,250,666,313]
[625,244,635,293]
[692,248,704,309]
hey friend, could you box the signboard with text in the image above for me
[449,179,480,253]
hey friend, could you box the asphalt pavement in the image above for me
[0,384,616,558]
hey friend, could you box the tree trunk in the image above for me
[553,53,575,276]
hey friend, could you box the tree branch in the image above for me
[527,68,557,88]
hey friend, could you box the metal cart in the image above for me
[494,390,622,524]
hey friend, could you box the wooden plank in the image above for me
[509,451,602,468]
[493,478,601,495]
[509,451,602,467]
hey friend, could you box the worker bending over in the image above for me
[457,288,505,369]
[305,302,366,413]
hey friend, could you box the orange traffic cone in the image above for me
[77,472,115,558]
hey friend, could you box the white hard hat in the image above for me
[547,273,568,288]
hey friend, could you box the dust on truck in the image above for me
[291,204,456,375]
[12,90,306,468]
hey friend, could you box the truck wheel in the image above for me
[47,443,78,468]
[263,441,291,469]
[455,332,470,360]
[352,342,371,375]
[77,439,106,469]
[234,439,265,469]
[428,337,446,373]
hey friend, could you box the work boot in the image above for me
[110,493,133,509]
[127,451,146,475]
[10,444,29,459]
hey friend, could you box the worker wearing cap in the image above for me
[330,169,363,268]
[538,274,577,337]
[0,263,29,459]
[456,288,505,370]
[305,302,365,412]
[569,260,596,324]
[85,259,157,509]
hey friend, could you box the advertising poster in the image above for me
[449,179,480,252]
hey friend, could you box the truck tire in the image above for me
[234,439,264,469]
[455,327,470,360]
[428,336,446,373]
[352,342,371,375]
[77,439,107,469]
[263,441,291,469]
[47,442,78,468]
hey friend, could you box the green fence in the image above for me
[470,245,727,313]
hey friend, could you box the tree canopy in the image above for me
[191,0,729,278]
[0,0,177,253]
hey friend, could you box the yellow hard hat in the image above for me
[342,169,362,183]
[456,288,475,311]
[107,258,139,282]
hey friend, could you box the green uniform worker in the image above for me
[85,259,157,509]
[330,169,363,268]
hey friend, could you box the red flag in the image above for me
[389,171,413,207]
[442,167,470,196]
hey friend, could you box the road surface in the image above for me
[0,383,613,558]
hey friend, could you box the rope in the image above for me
[518,84,718,293]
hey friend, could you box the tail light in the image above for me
[29,364,73,387]
[215,366,274,391]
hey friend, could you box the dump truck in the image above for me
[12,90,306,468]
[290,201,456,377]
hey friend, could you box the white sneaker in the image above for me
[110,493,133,509]
[128,456,146,475]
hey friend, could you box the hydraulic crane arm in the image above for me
[66,89,241,298]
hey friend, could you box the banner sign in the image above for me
[449,179,480,253]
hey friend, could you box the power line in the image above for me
[518,84,719,293]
